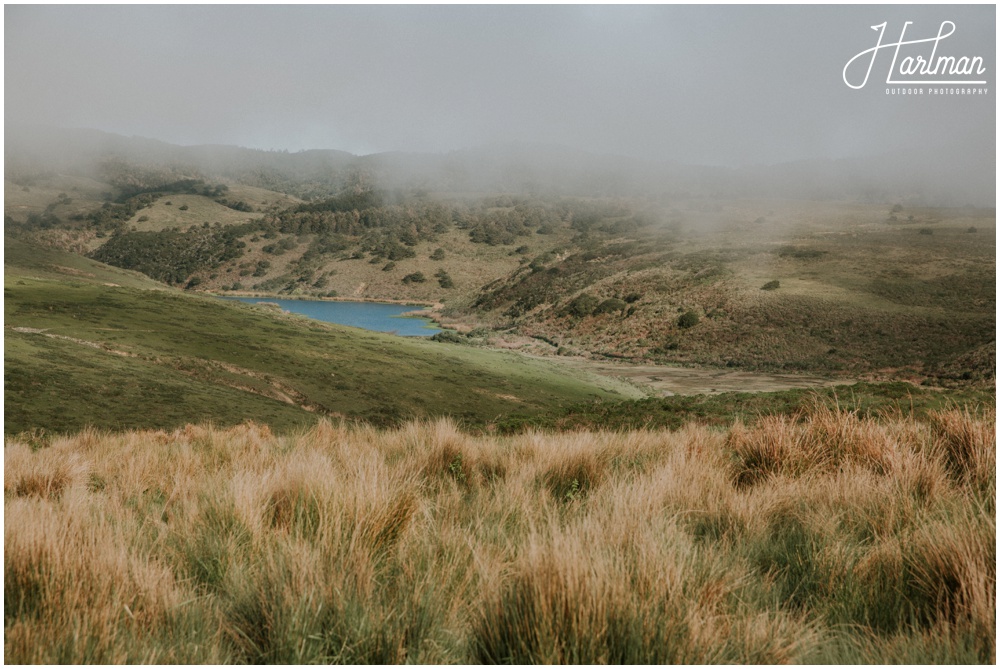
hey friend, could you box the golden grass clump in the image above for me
[727,406,913,488]
[928,407,996,493]
[904,508,996,653]
[5,438,91,500]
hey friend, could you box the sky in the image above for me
[4,4,995,167]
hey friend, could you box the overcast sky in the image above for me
[5,4,995,167]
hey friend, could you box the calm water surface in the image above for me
[220,297,442,337]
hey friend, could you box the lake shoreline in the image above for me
[208,291,441,310]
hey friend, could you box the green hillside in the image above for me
[4,239,640,435]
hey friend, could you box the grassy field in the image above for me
[496,381,995,433]
[4,175,114,224]
[4,236,168,290]
[5,406,993,663]
[5,238,639,436]
[122,193,264,232]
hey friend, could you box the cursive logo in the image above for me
[843,21,987,89]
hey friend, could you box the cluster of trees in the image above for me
[12,212,63,231]
[116,178,229,201]
[263,202,449,244]
[281,189,578,249]
[214,198,254,212]
[89,223,253,285]
[461,204,563,245]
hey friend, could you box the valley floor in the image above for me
[513,351,851,396]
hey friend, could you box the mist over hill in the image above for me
[6,125,993,207]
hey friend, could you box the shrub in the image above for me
[431,331,463,344]
[677,310,700,328]
[382,262,396,272]
[435,270,454,289]
[594,298,627,315]
[179,204,189,211]
[565,294,600,317]
[402,272,426,285]
[429,248,445,261]
[761,280,780,291]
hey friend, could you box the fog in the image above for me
[5,5,995,202]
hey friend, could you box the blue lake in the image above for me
[220,297,442,337]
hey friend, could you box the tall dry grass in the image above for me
[5,408,995,663]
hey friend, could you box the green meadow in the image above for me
[5,238,639,436]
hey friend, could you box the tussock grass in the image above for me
[5,408,995,663]
[929,408,996,494]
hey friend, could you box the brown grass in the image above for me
[4,408,995,663]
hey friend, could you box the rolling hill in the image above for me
[4,237,640,435]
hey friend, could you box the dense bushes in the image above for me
[89,225,250,285]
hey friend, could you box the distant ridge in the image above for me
[6,124,993,205]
